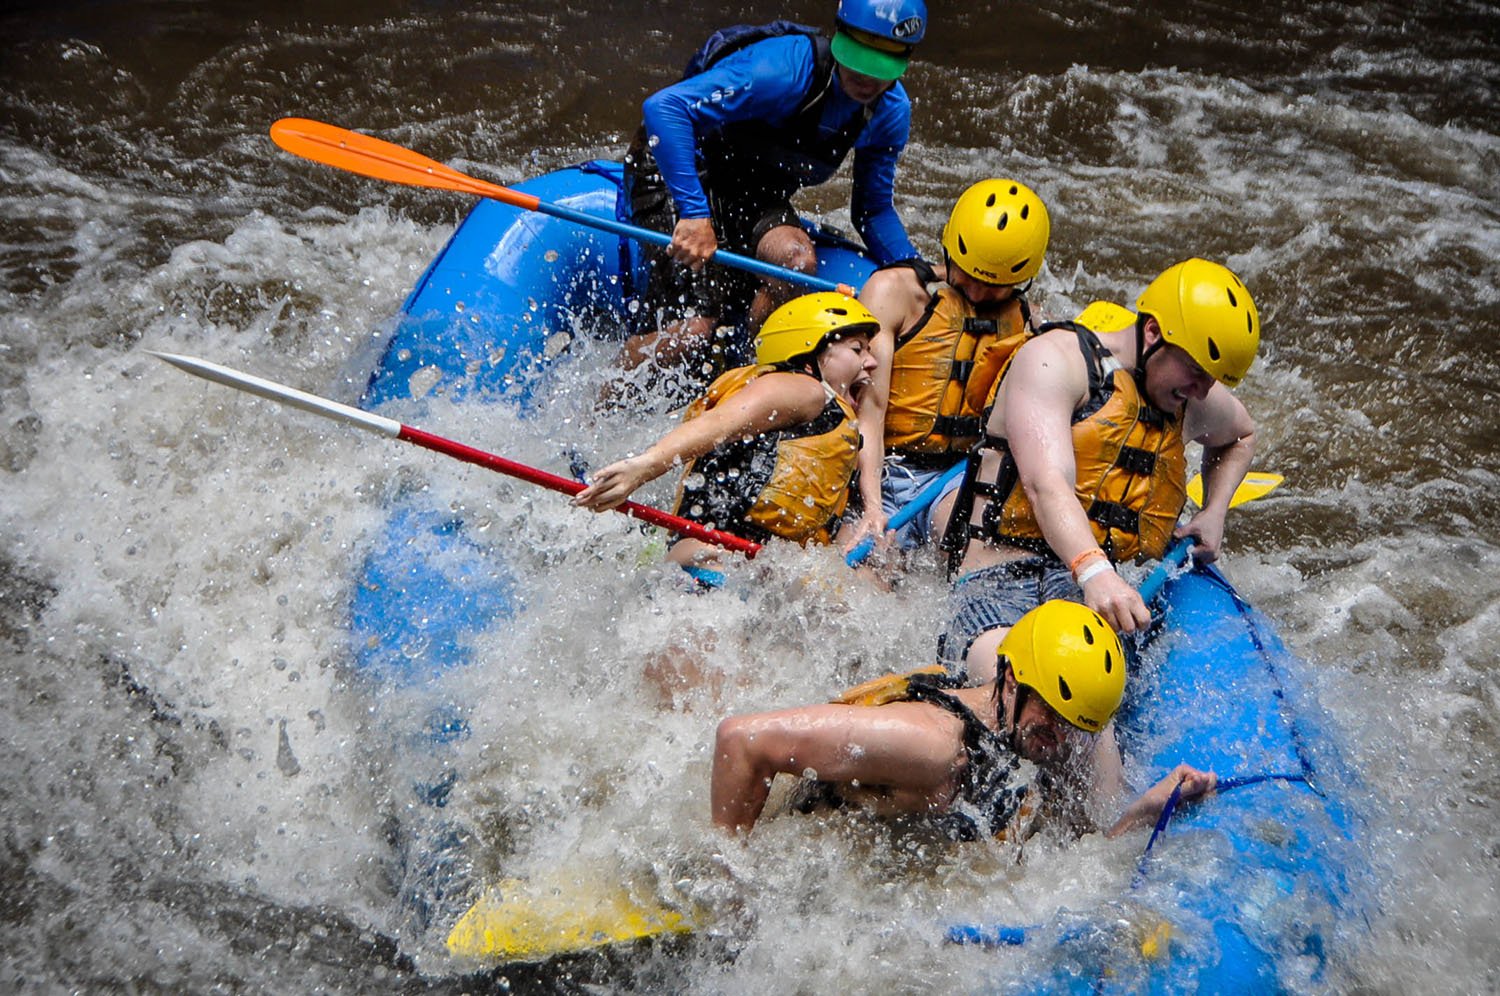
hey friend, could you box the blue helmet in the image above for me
[831,0,927,80]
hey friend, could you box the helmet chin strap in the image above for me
[1134,313,1166,394]
[998,657,1026,755]
[1134,316,1182,414]
[941,251,961,293]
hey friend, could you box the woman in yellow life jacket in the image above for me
[712,600,1216,839]
[574,292,878,583]
[840,178,1050,557]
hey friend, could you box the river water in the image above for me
[2,0,1497,992]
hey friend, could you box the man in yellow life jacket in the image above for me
[936,258,1261,684]
[712,600,1216,839]
[574,292,878,587]
[839,179,1048,555]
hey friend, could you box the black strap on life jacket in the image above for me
[682,20,821,79]
[902,673,1026,840]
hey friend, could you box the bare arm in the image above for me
[573,373,826,511]
[1105,764,1217,838]
[1002,335,1152,632]
[847,326,894,547]
[843,267,920,547]
[1179,387,1258,562]
[711,701,963,834]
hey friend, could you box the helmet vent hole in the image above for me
[985,193,996,207]
[1226,287,1238,307]
[957,235,968,255]
[1010,184,1018,195]
[1104,649,1114,673]
[1020,204,1029,220]
[1011,259,1029,274]
[829,307,849,316]
[996,213,1009,231]
[1246,313,1254,333]
[1057,677,1073,701]
[1083,625,1095,645]
[1208,338,1221,361]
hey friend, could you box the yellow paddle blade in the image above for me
[446,875,696,962]
[1185,471,1284,510]
[1139,918,1174,960]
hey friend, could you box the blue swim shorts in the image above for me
[936,558,1081,681]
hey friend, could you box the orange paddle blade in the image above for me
[269,117,539,211]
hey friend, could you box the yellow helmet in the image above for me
[755,292,879,367]
[1135,258,1260,388]
[941,179,1051,285]
[999,600,1125,734]
[1073,300,1137,334]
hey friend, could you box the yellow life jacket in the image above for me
[834,665,948,706]
[673,364,861,545]
[884,267,1031,465]
[946,317,1187,564]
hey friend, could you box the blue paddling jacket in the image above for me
[642,31,918,264]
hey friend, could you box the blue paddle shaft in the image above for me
[845,461,966,567]
[1137,536,1195,604]
[537,201,841,292]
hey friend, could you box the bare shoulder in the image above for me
[995,327,1091,424]
[723,699,957,755]
[860,265,928,328]
[860,263,924,298]
[1183,383,1255,444]
[1011,325,1087,375]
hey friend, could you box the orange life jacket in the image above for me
[882,261,1032,465]
[945,321,1187,565]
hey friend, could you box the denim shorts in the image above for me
[882,460,966,549]
[936,558,1081,680]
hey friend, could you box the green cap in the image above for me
[830,29,911,81]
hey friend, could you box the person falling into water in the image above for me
[711,600,1216,840]
[838,178,1051,560]
[936,258,1262,684]
[574,291,879,589]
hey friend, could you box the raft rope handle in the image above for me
[947,770,1316,948]
[1133,771,1315,884]
[1223,577,1325,790]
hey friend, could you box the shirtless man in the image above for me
[712,600,1214,838]
[937,258,1261,683]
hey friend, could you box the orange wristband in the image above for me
[1068,548,1107,578]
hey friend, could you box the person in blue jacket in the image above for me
[617,0,927,383]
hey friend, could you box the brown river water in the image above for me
[1,1,1497,991]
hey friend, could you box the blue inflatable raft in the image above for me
[348,161,1369,989]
